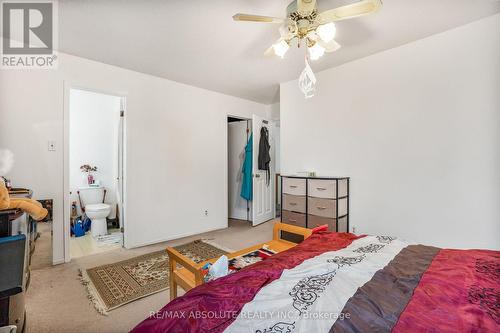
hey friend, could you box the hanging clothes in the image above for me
[258,126,271,185]
[240,133,253,201]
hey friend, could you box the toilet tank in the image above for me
[79,187,106,206]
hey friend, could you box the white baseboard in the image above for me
[125,224,228,249]
[52,257,65,265]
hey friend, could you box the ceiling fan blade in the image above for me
[233,13,284,24]
[318,0,382,22]
[319,39,341,53]
[297,0,317,15]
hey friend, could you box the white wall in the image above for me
[281,14,500,250]
[69,89,121,217]
[0,53,267,264]
[268,103,281,174]
[268,103,280,121]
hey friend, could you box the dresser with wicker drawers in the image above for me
[280,176,349,233]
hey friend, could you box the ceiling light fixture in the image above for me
[233,0,383,97]
[308,43,326,61]
[316,22,336,43]
[272,40,290,58]
[299,58,317,98]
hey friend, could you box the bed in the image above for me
[131,231,499,333]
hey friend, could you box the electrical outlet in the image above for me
[204,210,208,216]
[352,226,357,234]
[48,140,56,151]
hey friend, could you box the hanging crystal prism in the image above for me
[298,57,316,98]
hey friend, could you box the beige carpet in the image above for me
[30,222,52,270]
[80,240,229,314]
[26,219,275,333]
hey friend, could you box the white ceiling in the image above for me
[59,0,500,104]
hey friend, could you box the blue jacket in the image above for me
[240,134,253,201]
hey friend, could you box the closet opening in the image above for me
[227,116,252,224]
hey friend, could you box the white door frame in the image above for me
[224,114,252,226]
[62,82,128,263]
[224,114,277,226]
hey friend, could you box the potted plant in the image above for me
[80,164,98,185]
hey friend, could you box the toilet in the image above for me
[79,187,111,237]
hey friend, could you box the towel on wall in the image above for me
[240,134,253,201]
[258,126,271,185]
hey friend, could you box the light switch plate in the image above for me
[48,140,56,151]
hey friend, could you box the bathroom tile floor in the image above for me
[70,228,122,258]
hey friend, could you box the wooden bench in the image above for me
[166,222,312,299]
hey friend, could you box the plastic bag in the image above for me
[204,255,229,282]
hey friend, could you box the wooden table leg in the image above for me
[169,257,177,300]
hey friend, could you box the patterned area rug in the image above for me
[79,239,230,315]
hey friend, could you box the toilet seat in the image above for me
[86,203,110,212]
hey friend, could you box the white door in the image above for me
[252,115,275,226]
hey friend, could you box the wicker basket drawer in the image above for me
[308,197,335,218]
[283,194,306,213]
[308,179,335,199]
[281,210,306,228]
[337,197,348,216]
[282,177,306,196]
[308,215,335,231]
[308,215,348,232]
[308,179,348,199]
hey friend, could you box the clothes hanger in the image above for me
[262,119,269,129]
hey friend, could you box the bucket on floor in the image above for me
[71,218,85,237]
[83,217,92,232]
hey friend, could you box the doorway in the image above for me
[227,117,252,224]
[66,88,126,259]
[226,115,276,227]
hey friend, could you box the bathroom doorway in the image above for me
[65,88,126,260]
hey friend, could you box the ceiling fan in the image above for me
[233,0,382,61]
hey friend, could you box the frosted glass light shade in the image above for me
[299,58,316,99]
[308,43,325,61]
[272,40,290,58]
[316,23,336,43]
